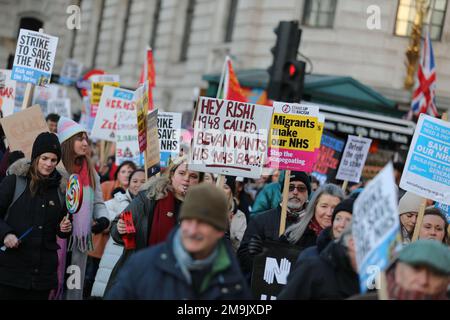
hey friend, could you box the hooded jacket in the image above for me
[0,159,70,290]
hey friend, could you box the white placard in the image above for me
[336,135,372,183]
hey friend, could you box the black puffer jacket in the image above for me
[0,160,70,290]
[278,240,360,300]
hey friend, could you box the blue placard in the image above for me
[11,66,51,86]
[435,202,450,224]
[113,89,134,101]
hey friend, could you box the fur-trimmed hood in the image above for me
[140,174,172,201]
[7,158,68,193]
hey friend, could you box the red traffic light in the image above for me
[289,64,297,77]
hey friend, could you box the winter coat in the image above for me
[0,159,70,290]
[251,171,285,215]
[278,240,360,300]
[296,226,333,263]
[105,228,253,300]
[237,206,316,275]
[91,190,133,297]
[229,209,247,252]
[106,175,176,293]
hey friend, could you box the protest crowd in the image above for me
[0,25,449,302]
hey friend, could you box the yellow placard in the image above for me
[91,81,120,105]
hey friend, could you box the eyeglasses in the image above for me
[289,185,307,193]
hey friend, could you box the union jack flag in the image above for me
[410,31,439,117]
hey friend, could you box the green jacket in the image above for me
[251,171,285,216]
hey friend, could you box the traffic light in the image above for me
[267,21,305,103]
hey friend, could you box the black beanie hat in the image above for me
[31,132,61,163]
[224,175,236,196]
[332,198,354,223]
[286,171,311,196]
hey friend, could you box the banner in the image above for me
[189,97,273,179]
[146,109,161,177]
[11,29,58,86]
[267,102,319,172]
[352,163,401,293]
[90,74,120,117]
[312,132,346,185]
[116,110,144,166]
[47,98,71,118]
[59,58,83,86]
[0,105,48,158]
[251,241,300,300]
[91,86,135,142]
[135,82,148,153]
[336,135,372,183]
[400,114,450,205]
[0,69,16,116]
[158,112,182,168]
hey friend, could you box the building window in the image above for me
[224,0,238,42]
[395,0,447,40]
[150,0,162,49]
[302,0,337,28]
[179,0,195,62]
[118,0,132,66]
[92,0,105,67]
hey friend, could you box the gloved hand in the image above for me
[91,217,110,234]
[248,235,264,255]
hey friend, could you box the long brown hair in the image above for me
[29,158,46,197]
[61,132,97,188]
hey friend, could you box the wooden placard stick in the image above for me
[279,170,291,237]
[411,198,427,242]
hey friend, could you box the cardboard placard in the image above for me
[0,105,48,158]
[158,112,182,167]
[352,163,401,293]
[251,241,301,300]
[146,109,161,177]
[336,135,372,183]
[189,97,273,179]
[0,69,16,116]
[11,29,58,86]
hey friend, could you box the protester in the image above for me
[223,176,246,252]
[200,172,215,184]
[237,171,313,275]
[251,171,285,215]
[45,113,60,133]
[106,155,199,293]
[57,117,110,300]
[393,161,406,200]
[297,197,354,261]
[105,184,252,300]
[398,192,422,245]
[236,178,253,221]
[0,132,72,300]
[278,226,359,300]
[418,207,448,244]
[90,169,146,299]
[384,240,450,300]
[101,161,136,201]
[247,173,271,205]
[5,151,25,175]
[310,176,320,193]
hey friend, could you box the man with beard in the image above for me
[237,171,311,275]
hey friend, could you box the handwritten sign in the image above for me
[158,112,182,167]
[0,69,16,116]
[189,97,273,179]
[336,135,372,183]
[11,29,58,86]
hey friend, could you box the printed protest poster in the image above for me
[400,114,450,205]
[91,86,135,142]
[11,29,58,86]
[90,74,120,117]
[146,109,161,177]
[435,202,450,224]
[32,84,66,116]
[0,105,48,158]
[59,59,83,86]
[189,97,273,179]
[47,98,71,118]
[267,102,319,172]
[251,240,300,300]
[336,135,372,183]
[158,112,182,167]
[352,163,401,293]
[13,81,27,113]
[0,69,16,116]
[116,110,144,166]
[135,82,148,153]
[311,132,345,185]
[79,96,95,133]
